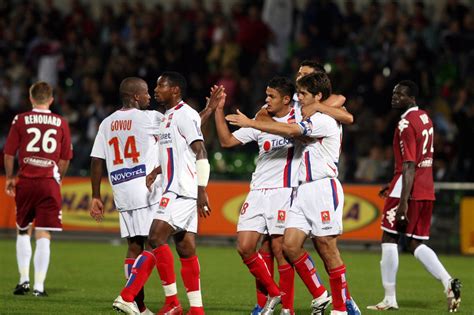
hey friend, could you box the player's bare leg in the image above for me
[14,227,33,295]
[238,231,281,314]
[367,231,400,310]
[283,228,330,315]
[271,234,294,314]
[408,238,461,312]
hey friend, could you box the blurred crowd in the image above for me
[0,0,473,182]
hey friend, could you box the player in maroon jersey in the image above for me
[4,81,73,297]
[367,80,461,312]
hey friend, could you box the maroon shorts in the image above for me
[15,177,62,231]
[381,197,433,240]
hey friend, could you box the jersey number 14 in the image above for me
[108,136,140,165]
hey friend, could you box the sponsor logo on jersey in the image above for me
[110,164,146,185]
[262,137,294,152]
[418,158,433,168]
[23,156,55,168]
[159,133,172,145]
[321,210,331,224]
[159,197,170,208]
[277,210,286,222]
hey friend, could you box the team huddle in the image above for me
[4,61,461,314]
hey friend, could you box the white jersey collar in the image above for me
[401,106,419,118]
[32,108,51,113]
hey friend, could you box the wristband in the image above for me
[196,159,210,187]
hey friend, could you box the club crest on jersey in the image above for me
[159,197,170,208]
[110,164,146,185]
[398,118,409,134]
[278,210,286,222]
[321,211,331,224]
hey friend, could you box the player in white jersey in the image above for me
[215,77,308,314]
[226,72,359,315]
[113,72,214,315]
[89,77,161,314]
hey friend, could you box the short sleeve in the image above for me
[399,121,417,162]
[60,119,73,160]
[144,110,163,135]
[177,110,204,145]
[232,127,260,144]
[90,124,106,159]
[4,115,20,155]
[298,114,336,138]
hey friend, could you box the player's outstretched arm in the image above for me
[90,157,105,222]
[190,140,211,218]
[255,107,273,122]
[200,85,225,126]
[302,94,354,124]
[226,109,302,138]
[215,93,242,148]
[4,154,16,197]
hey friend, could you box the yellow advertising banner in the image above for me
[0,177,384,241]
[460,197,474,255]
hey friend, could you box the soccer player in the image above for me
[367,80,461,312]
[4,81,73,297]
[226,72,357,315]
[112,72,212,315]
[256,60,353,124]
[215,76,311,314]
[90,77,162,315]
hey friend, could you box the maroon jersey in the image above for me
[388,107,435,201]
[4,108,73,180]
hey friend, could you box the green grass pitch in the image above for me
[0,239,472,314]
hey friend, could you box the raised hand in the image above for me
[225,109,252,128]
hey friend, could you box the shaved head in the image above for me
[119,77,150,109]
[120,77,146,102]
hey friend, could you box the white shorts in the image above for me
[287,178,344,237]
[153,192,198,233]
[237,187,293,235]
[119,203,159,238]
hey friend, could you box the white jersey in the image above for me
[233,107,303,189]
[158,101,203,198]
[91,108,163,211]
[298,112,342,182]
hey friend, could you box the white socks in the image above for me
[16,234,32,284]
[380,243,398,303]
[414,244,451,291]
[33,238,51,292]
